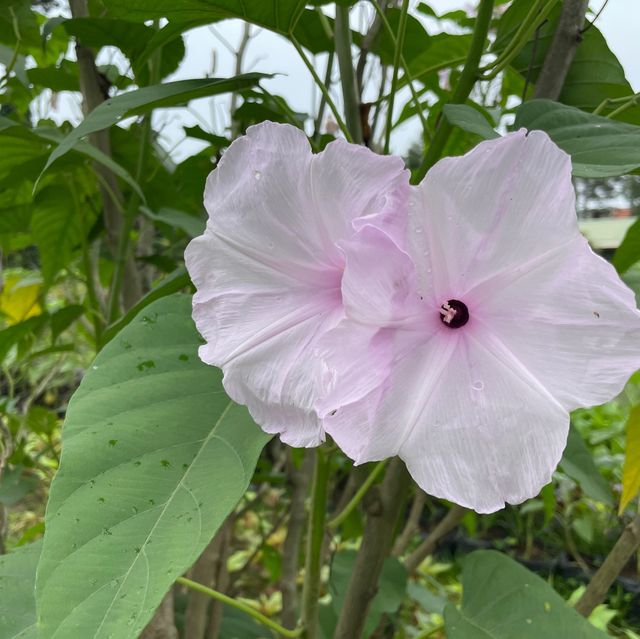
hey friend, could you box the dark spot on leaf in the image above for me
[161,459,171,468]
[179,354,189,361]
[108,439,118,446]
[98,497,106,503]
[134,460,141,467]
[137,360,155,371]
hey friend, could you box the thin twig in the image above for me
[575,513,640,617]
[405,505,467,574]
[178,577,303,638]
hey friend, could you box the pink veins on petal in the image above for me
[185,121,410,447]
[318,130,640,513]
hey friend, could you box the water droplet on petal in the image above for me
[254,170,262,180]
[472,380,484,391]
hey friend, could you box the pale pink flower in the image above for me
[185,122,409,447]
[317,130,640,513]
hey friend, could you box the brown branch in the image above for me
[332,458,410,639]
[69,0,142,311]
[281,450,314,630]
[404,504,467,575]
[140,589,178,639]
[184,520,232,639]
[532,0,589,100]
[574,513,640,617]
[355,0,390,96]
[392,486,426,557]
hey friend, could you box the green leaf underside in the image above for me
[39,75,268,179]
[443,104,500,140]
[515,100,640,178]
[35,294,270,639]
[100,0,306,34]
[444,551,607,638]
[0,541,41,639]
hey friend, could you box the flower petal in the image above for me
[399,326,569,513]
[325,324,569,513]
[186,122,410,446]
[340,225,426,326]
[413,129,576,300]
[220,306,343,448]
[471,236,640,411]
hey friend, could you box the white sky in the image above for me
[156,0,640,159]
[22,0,640,160]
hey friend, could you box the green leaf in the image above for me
[26,63,79,92]
[613,217,640,274]
[559,425,614,505]
[0,315,49,364]
[0,116,146,202]
[100,0,306,34]
[376,8,431,67]
[101,268,192,345]
[30,185,83,286]
[514,100,640,178]
[443,104,500,140]
[495,0,638,123]
[63,18,185,83]
[444,550,608,639]
[0,541,40,639]
[140,205,205,237]
[0,465,39,506]
[35,294,270,639]
[38,74,268,180]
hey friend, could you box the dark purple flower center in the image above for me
[439,299,469,329]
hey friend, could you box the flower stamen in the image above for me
[439,299,469,329]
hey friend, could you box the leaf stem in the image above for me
[383,0,409,154]
[291,35,352,142]
[370,0,430,143]
[328,460,387,530]
[301,447,330,639]
[334,5,363,143]
[479,0,556,80]
[177,577,303,638]
[413,0,495,183]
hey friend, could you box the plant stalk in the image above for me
[413,0,494,183]
[334,5,363,144]
[301,448,330,639]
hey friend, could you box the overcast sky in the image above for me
[152,0,639,159]
[26,1,640,160]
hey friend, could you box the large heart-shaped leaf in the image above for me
[444,551,607,638]
[515,100,640,178]
[35,294,270,639]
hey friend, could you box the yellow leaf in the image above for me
[620,405,640,514]
[0,274,42,325]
